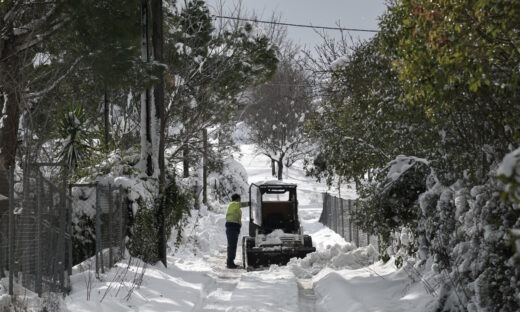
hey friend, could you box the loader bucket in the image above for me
[244,246,316,269]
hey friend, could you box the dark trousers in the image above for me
[225,222,241,266]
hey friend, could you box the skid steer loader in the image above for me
[242,182,315,270]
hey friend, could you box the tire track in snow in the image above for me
[193,249,244,311]
[297,278,317,312]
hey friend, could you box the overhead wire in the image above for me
[211,15,366,99]
[212,15,379,33]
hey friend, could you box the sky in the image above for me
[206,0,388,51]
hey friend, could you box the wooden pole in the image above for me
[202,128,208,205]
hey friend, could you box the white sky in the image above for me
[206,0,387,50]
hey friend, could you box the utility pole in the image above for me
[151,0,166,267]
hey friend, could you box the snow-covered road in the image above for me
[61,144,434,311]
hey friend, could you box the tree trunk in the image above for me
[277,153,285,181]
[202,128,208,205]
[271,159,276,177]
[0,48,21,182]
[140,0,154,177]
[183,143,190,178]
[151,0,166,267]
[104,87,110,153]
[152,0,165,186]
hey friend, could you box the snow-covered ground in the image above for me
[58,144,435,312]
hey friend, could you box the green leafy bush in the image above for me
[355,156,429,260]
[127,178,192,263]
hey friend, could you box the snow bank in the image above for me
[65,257,214,312]
[170,204,229,257]
[287,244,378,279]
[313,260,434,312]
[0,288,9,311]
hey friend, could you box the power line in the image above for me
[212,15,379,33]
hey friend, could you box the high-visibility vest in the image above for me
[226,201,248,224]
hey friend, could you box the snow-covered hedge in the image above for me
[356,154,520,311]
[356,156,429,261]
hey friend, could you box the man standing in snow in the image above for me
[225,194,249,269]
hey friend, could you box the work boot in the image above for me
[226,263,239,269]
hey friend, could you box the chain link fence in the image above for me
[319,193,380,251]
[69,183,127,276]
[0,167,128,298]
[0,165,71,297]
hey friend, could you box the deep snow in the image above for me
[51,144,435,311]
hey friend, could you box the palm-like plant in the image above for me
[58,106,91,173]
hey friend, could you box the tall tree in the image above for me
[0,2,65,172]
[162,0,278,171]
[245,51,313,180]
[0,0,141,194]
[305,35,433,186]
[379,0,520,183]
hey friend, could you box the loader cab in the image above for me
[243,182,315,270]
[248,183,299,237]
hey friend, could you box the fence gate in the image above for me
[69,183,126,276]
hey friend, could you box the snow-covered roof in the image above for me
[253,180,297,187]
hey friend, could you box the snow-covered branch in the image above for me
[13,4,57,37]
[16,17,67,53]
[25,56,82,99]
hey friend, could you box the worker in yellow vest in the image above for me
[225,194,249,269]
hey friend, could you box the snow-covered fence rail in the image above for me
[0,165,72,297]
[69,183,127,276]
[319,193,380,251]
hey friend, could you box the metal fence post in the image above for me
[108,184,113,268]
[120,186,125,259]
[340,199,345,239]
[336,197,341,234]
[36,170,42,297]
[332,197,336,233]
[95,183,100,276]
[319,193,326,224]
[334,197,337,232]
[8,167,14,296]
[67,193,72,278]
[334,197,340,234]
[354,201,360,247]
[58,170,66,292]
[328,195,332,228]
[348,200,352,243]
